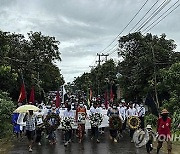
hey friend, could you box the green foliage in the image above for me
[172,110,180,132]
[74,59,117,96]
[0,91,15,138]
[0,30,64,101]
[0,65,18,94]
[159,63,180,113]
[145,113,158,128]
[118,32,177,101]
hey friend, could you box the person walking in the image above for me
[23,110,37,152]
[63,104,74,146]
[89,102,101,143]
[75,102,87,143]
[157,109,172,154]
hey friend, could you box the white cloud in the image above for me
[0,0,180,83]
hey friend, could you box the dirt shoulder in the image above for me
[0,138,14,154]
[153,141,180,154]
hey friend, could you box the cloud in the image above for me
[0,0,180,83]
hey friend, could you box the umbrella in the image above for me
[14,104,40,113]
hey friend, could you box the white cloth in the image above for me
[119,106,126,121]
[57,109,109,129]
[35,112,44,125]
[89,106,100,114]
[137,105,146,117]
[126,108,138,118]
[17,113,26,126]
[63,110,75,118]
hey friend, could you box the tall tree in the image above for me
[117,32,177,102]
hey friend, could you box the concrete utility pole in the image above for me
[95,53,109,95]
[101,53,109,61]
[96,53,109,66]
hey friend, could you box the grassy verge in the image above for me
[0,136,14,154]
[153,139,180,154]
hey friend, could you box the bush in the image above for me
[172,109,180,132]
[0,91,15,138]
[145,113,158,128]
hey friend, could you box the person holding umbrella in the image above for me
[23,110,37,152]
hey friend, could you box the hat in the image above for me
[161,109,169,114]
[146,125,152,129]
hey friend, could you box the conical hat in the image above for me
[161,109,169,114]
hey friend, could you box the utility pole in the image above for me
[95,53,109,95]
[96,53,109,66]
[101,53,109,61]
[151,44,159,108]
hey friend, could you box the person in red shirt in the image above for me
[157,109,172,154]
[75,102,87,143]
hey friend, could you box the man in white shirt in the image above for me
[89,102,100,143]
[137,103,145,129]
[119,103,126,134]
[63,104,74,146]
[126,102,138,142]
[126,103,138,118]
[35,109,44,146]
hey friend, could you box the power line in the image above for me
[104,43,118,54]
[100,0,149,53]
[144,2,180,33]
[136,0,171,32]
[129,0,160,33]
[142,0,179,33]
[109,48,118,56]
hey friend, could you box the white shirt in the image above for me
[63,110,74,118]
[90,106,100,114]
[126,108,138,118]
[35,111,44,125]
[137,105,145,117]
[119,106,126,121]
[98,107,103,113]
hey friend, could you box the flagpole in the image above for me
[20,69,28,104]
[62,85,65,103]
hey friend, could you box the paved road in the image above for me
[9,129,164,154]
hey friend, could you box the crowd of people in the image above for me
[12,95,172,154]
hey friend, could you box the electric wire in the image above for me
[144,2,180,33]
[129,0,160,33]
[142,0,179,33]
[136,0,171,32]
[101,0,149,54]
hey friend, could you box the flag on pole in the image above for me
[62,85,67,103]
[29,86,35,104]
[18,83,26,103]
[55,90,60,108]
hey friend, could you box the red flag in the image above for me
[110,86,114,102]
[55,90,60,108]
[29,86,35,104]
[18,83,26,102]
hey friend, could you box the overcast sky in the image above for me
[0,0,180,83]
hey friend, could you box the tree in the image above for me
[159,62,180,113]
[74,59,118,98]
[0,91,15,138]
[0,30,64,102]
[117,32,177,102]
